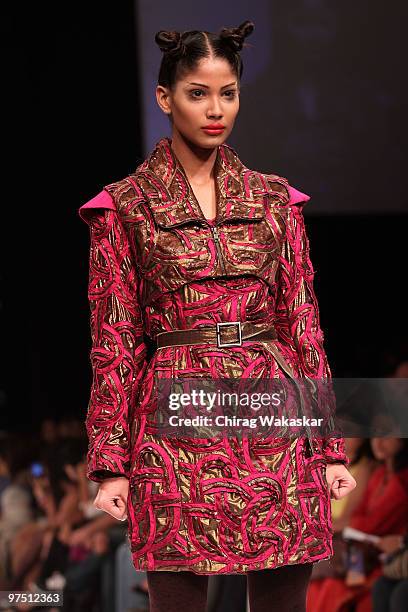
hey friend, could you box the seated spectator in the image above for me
[11,437,126,612]
[8,437,87,594]
[0,434,34,587]
[307,436,408,612]
[371,531,408,612]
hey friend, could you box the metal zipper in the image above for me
[210,224,227,275]
[170,153,229,275]
[151,214,229,276]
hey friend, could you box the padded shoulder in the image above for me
[287,185,311,206]
[78,189,115,224]
[257,171,311,208]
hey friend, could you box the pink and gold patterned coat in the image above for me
[78,136,349,574]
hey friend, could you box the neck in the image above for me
[169,132,218,185]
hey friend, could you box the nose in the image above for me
[206,95,223,119]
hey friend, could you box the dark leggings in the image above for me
[146,562,314,612]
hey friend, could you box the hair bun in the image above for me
[219,20,254,53]
[155,30,186,56]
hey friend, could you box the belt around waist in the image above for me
[155,321,278,349]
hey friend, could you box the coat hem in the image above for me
[129,548,333,575]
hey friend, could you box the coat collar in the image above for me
[131,136,289,227]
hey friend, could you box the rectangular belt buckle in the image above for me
[216,321,242,348]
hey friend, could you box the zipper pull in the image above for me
[210,226,227,274]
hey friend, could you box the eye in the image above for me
[188,89,238,100]
[223,90,237,99]
[190,89,205,98]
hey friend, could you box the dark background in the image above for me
[1,1,407,431]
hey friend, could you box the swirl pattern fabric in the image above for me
[78,137,349,574]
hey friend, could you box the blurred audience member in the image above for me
[372,530,408,612]
[0,434,34,586]
[307,436,408,612]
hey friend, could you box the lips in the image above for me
[202,125,225,134]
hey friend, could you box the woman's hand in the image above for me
[375,534,404,554]
[326,463,357,500]
[93,477,129,521]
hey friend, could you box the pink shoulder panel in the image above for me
[287,185,311,206]
[78,189,115,223]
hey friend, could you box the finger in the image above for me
[111,500,127,521]
[111,496,127,511]
[330,479,343,499]
[96,493,127,518]
[102,497,128,520]
[105,507,128,521]
[103,506,122,520]
[330,486,339,499]
[332,481,354,500]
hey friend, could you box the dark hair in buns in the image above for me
[154,20,254,89]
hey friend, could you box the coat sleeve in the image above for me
[276,185,349,466]
[78,190,148,482]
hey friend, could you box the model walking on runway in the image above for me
[79,20,356,611]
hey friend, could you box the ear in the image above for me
[156,85,172,116]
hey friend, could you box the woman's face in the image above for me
[370,437,403,461]
[156,56,240,149]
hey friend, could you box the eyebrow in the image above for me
[187,82,237,89]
